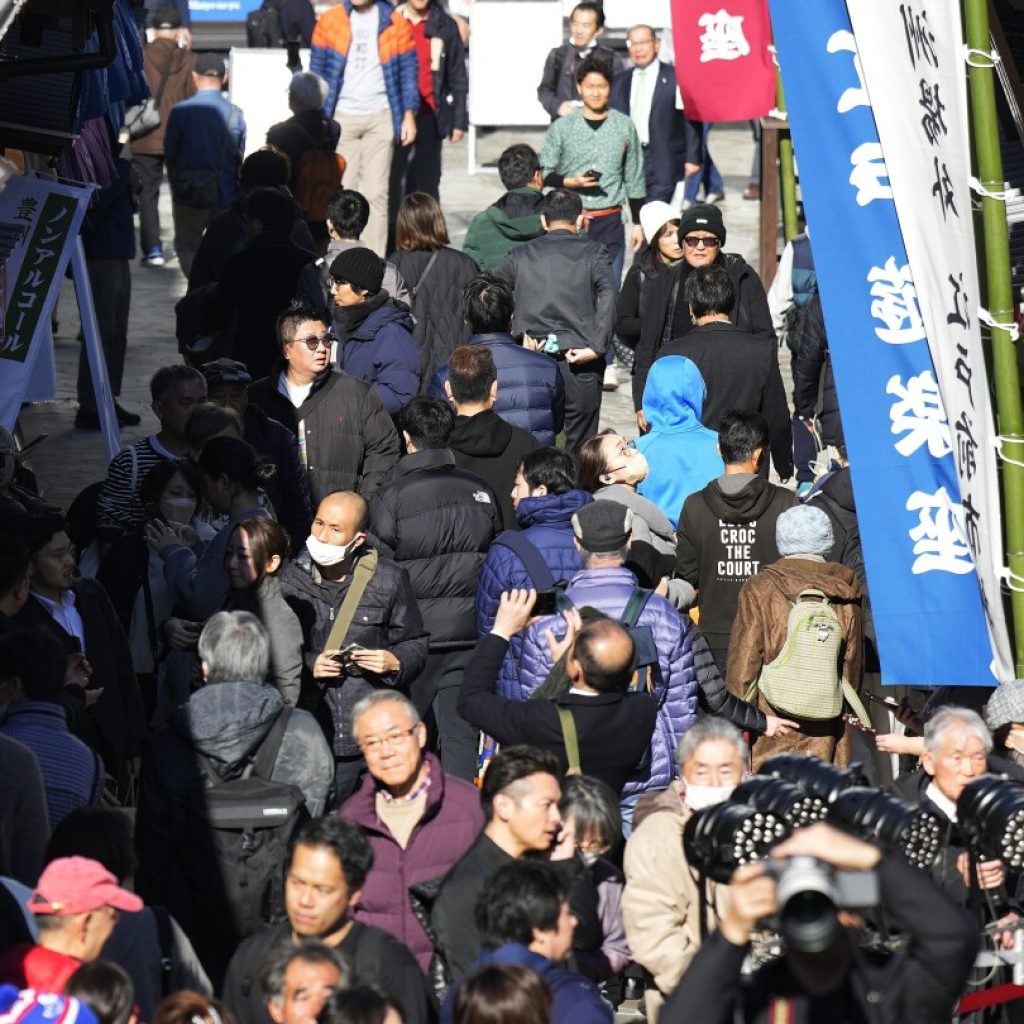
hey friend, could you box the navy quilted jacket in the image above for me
[518,567,699,794]
[475,489,592,699]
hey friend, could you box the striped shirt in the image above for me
[96,436,178,535]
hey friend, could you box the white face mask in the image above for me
[305,533,359,567]
[580,850,601,867]
[683,783,735,811]
[160,497,196,526]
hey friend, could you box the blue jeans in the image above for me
[684,123,725,202]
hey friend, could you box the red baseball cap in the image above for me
[26,857,144,916]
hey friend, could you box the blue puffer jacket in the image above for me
[337,300,421,418]
[429,332,565,446]
[475,489,592,698]
[518,566,699,794]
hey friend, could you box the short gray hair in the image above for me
[289,72,328,113]
[923,705,993,757]
[627,23,657,42]
[578,544,629,567]
[198,610,269,684]
[261,939,350,1005]
[676,718,748,769]
[350,689,421,740]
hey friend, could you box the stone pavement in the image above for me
[19,119,776,510]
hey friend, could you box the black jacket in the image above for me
[615,253,673,350]
[497,229,616,354]
[421,3,469,138]
[793,292,844,447]
[632,253,775,410]
[675,476,797,655]
[249,366,400,504]
[222,918,429,1024]
[457,633,657,794]
[279,547,428,756]
[265,109,342,228]
[447,410,539,531]
[369,449,501,647]
[657,321,794,479]
[537,42,619,120]
[692,628,766,734]
[661,853,977,1024]
[388,246,479,391]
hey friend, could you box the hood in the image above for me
[762,558,861,602]
[515,489,592,529]
[702,475,778,523]
[632,781,687,831]
[492,188,545,219]
[593,485,676,546]
[642,356,706,431]
[818,467,855,512]
[449,410,513,458]
[179,681,284,776]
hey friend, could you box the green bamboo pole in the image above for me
[964,0,1024,674]
[776,71,799,241]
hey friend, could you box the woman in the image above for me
[318,988,404,1024]
[389,192,480,391]
[453,965,551,1024]
[66,962,136,1024]
[224,517,302,706]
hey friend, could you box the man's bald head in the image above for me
[310,492,369,552]
[568,619,636,694]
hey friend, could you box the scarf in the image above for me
[334,290,390,339]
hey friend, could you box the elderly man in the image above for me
[339,691,483,971]
[262,940,350,1024]
[281,491,428,802]
[0,856,143,991]
[622,719,743,1023]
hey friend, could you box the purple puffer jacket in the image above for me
[339,754,484,971]
[475,489,592,699]
[518,567,698,794]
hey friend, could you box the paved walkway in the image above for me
[20,120,774,509]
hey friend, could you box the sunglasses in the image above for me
[682,236,720,249]
[292,334,332,351]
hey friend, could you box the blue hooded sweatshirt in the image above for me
[636,355,723,528]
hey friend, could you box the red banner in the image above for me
[670,0,776,122]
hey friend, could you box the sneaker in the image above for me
[115,403,141,427]
[704,191,725,205]
[603,364,619,391]
[743,183,761,201]
[796,481,813,499]
[142,246,165,268]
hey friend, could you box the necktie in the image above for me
[632,67,648,143]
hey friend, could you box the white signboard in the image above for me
[229,48,312,158]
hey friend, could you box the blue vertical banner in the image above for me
[769,0,998,685]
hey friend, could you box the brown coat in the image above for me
[131,38,197,157]
[725,557,863,770]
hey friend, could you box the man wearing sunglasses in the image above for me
[631,204,775,421]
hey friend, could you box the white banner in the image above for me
[847,0,1014,681]
[0,175,90,430]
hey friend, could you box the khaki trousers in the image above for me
[337,107,395,256]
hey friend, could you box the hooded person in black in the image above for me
[675,411,795,672]
[442,346,540,530]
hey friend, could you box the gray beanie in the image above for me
[985,681,1024,733]
[776,505,834,558]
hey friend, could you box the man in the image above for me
[95,365,207,543]
[443,346,539,530]
[496,189,616,454]
[793,292,845,461]
[248,303,401,504]
[431,745,562,983]
[656,265,793,480]
[135,612,334,983]
[280,491,428,801]
[537,2,618,121]
[369,398,501,780]
[164,53,246,278]
[324,189,409,304]
[222,817,429,1024]
[675,411,797,673]
[310,0,419,256]
[665,824,977,1024]
[430,274,564,447]
[0,727,48,887]
[610,24,700,205]
[201,358,312,551]
[0,856,143,992]
[622,719,744,1022]
[459,589,656,796]
[131,5,196,269]
[441,861,611,1024]
[339,690,484,970]
[263,941,350,1024]
[461,146,545,272]
[389,0,467,216]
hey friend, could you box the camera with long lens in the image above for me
[957,774,1024,869]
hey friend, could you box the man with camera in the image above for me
[661,822,978,1024]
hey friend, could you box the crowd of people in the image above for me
[1,0,1018,1022]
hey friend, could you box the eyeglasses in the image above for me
[682,236,720,249]
[293,334,332,351]
[359,726,418,755]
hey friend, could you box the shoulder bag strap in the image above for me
[151,906,174,995]
[140,556,161,667]
[842,680,872,728]
[323,548,380,651]
[491,531,555,591]
[412,251,441,301]
[556,706,582,776]
[252,705,293,780]
[153,50,175,107]
[620,587,653,628]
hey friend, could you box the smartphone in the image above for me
[332,643,366,663]
[585,169,602,181]
[534,590,559,616]
[863,692,900,707]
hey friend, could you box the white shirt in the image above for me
[337,8,389,116]
[628,60,659,147]
[31,588,86,655]
[278,370,313,409]
[925,781,958,822]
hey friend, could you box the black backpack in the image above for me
[194,707,308,940]
[246,0,286,47]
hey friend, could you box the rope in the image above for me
[989,435,1024,469]
[978,307,1021,341]
[964,46,1002,67]
[968,176,1017,200]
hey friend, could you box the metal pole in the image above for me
[964,0,1024,673]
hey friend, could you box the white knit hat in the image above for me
[639,201,679,246]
